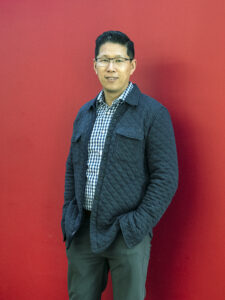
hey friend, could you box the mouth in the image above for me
[105,77,118,82]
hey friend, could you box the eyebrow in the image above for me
[97,55,125,58]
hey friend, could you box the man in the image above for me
[61,31,178,300]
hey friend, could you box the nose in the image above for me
[106,60,116,72]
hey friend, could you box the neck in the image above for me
[104,91,120,106]
[103,84,129,106]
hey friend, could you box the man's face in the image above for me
[94,42,136,97]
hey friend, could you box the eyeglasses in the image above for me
[95,57,133,67]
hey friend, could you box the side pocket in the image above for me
[65,199,79,237]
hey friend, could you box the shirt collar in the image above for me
[96,82,133,108]
[86,82,140,111]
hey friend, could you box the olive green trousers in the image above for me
[66,214,151,300]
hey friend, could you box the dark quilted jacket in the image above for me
[61,84,179,252]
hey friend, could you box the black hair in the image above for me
[95,31,135,59]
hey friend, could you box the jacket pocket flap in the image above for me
[115,126,144,140]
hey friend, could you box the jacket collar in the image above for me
[86,83,141,111]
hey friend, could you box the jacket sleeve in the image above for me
[119,106,179,246]
[61,140,75,241]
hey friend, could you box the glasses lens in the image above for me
[97,57,129,67]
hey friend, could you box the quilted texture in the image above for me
[61,84,179,253]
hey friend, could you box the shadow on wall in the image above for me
[101,63,197,300]
[144,63,199,299]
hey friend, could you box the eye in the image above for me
[115,58,124,63]
[99,59,109,63]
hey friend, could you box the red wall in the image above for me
[1,0,224,299]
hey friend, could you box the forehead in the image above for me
[98,42,128,57]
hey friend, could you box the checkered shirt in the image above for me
[84,82,133,211]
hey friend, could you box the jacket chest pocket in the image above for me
[114,127,144,162]
[71,132,82,163]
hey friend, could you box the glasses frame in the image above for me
[95,57,133,67]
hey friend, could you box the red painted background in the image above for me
[1,0,224,299]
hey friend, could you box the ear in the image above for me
[93,59,98,74]
[130,59,137,75]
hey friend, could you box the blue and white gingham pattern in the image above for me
[84,82,133,210]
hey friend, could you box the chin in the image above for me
[104,87,120,94]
